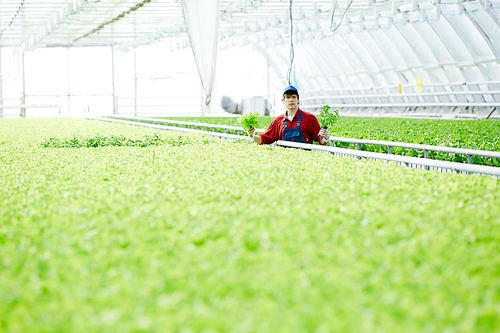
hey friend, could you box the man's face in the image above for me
[283,93,299,109]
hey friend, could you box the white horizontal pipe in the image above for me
[108,115,266,133]
[328,136,500,159]
[304,103,500,108]
[276,140,500,177]
[0,104,59,109]
[300,91,500,101]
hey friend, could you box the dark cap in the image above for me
[283,85,299,97]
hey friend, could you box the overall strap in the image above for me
[297,110,304,127]
[283,110,304,129]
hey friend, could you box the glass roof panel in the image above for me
[383,27,421,68]
[467,9,500,59]
[318,38,355,75]
[410,21,455,65]
[446,14,495,61]
[368,29,407,70]
[427,17,474,65]
[355,30,392,71]
[396,23,438,67]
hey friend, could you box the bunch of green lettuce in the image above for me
[318,105,340,129]
[237,112,260,132]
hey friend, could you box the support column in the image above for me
[67,47,71,115]
[111,46,117,115]
[134,48,138,117]
[21,50,26,117]
[0,48,3,118]
[267,63,270,116]
[201,84,204,117]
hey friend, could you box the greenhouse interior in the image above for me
[1,0,499,118]
[1,0,500,332]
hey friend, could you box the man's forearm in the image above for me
[253,135,262,144]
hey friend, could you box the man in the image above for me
[248,85,330,145]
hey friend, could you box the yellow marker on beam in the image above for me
[398,84,402,93]
[416,77,422,93]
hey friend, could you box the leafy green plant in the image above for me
[318,105,340,129]
[237,112,261,132]
[326,118,500,166]
[40,133,178,148]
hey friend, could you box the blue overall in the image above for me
[283,111,307,143]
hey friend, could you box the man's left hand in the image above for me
[319,128,330,145]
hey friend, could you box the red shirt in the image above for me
[258,109,322,145]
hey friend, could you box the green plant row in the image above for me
[38,132,211,149]
[1,118,499,332]
[160,116,500,166]
[327,118,500,166]
[40,134,168,148]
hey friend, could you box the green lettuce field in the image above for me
[1,118,500,332]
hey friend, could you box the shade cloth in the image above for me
[180,0,221,115]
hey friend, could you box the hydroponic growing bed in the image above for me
[1,118,499,332]
[161,116,500,166]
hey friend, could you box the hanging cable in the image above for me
[486,107,497,120]
[286,0,294,85]
[330,0,352,32]
[286,0,350,85]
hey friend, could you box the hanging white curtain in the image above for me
[180,0,221,115]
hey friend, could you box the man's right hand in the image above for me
[247,128,262,144]
[248,128,255,138]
